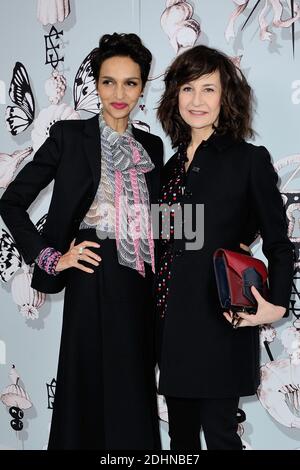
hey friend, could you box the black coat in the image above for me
[0,115,164,293]
[157,133,294,398]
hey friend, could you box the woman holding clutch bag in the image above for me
[156,45,294,450]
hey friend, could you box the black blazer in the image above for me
[157,133,295,398]
[0,115,164,293]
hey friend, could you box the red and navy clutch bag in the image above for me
[213,248,269,314]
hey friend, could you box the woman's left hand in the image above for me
[223,285,286,327]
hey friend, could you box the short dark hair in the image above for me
[90,33,152,88]
[157,45,254,148]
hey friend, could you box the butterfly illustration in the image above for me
[0,214,47,283]
[73,49,100,114]
[5,62,35,136]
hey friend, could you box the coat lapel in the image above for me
[83,114,101,192]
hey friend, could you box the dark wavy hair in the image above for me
[90,33,152,88]
[157,45,254,148]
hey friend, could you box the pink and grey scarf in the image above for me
[99,114,155,277]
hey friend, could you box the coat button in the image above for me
[185,189,192,198]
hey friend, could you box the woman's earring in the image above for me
[139,94,146,112]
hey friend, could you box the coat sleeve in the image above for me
[0,121,62,264]
[250,146,294,312]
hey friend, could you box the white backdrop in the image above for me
[0,0,300,450]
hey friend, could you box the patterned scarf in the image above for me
[99,114,155,277]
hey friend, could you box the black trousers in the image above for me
[166,396,243,450]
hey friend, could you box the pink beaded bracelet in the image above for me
[37,247,62,276]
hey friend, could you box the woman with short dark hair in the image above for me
[0,33,163,450]
[156,45,294,450]
[158,45,253,145]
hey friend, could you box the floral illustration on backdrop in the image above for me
[254,154,300,431]
[225,0,300,55]
[0,215,47,320]
[156,1,242,82]
[260,324,277,361]
[258,318,300,428]
[36,0,70,26]
[274,154,300,267]
[148,0,201,81]
[45,69,67,105]
[160,0,201,54]
[0,365,32,433]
